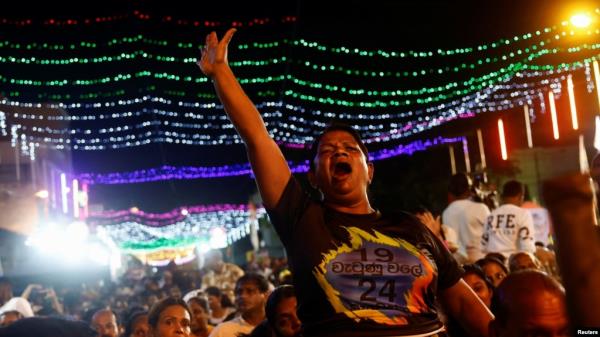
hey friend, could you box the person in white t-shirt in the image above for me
[209,274,268,337]
[481,180,536,259]
[442,173,491,263]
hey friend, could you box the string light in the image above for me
[0,11,296,27]
[89,204,255,226]
[93,207,267,252]
[76,136,463,185]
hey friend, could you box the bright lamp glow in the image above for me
[570,13,592,28]
[34,190,49,199]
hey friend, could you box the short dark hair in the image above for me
[147,297,191,329]
[462,264,494,291]
[235,274,269,293]
[448,173,471,197]
[265,285,295,326]
[122,309,148,337]
[205,286,234,308]
[204,286,222,298]
[491,270,564,327]
[186,296,209,312]
[476,256,509,275]
[501,180,524,198]
[308,123,369,171]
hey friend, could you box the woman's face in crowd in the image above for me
[188,301,208,331]
[152,305,191,337]
[130,314,149,337]
[274,297,301,337]
[482,262,507,288]
[207,295,220,310]
[463,273,493,307]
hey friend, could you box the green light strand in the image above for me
[0,25,563,58]
[0,51,287,66]
[120,237,199,252]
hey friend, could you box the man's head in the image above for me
[508,252,541,273]
[307,123,373,207]
[448,173,472,200]
[91,309,119,337]
[234,274,269,316]
[490,270,569,337]
[501,180,525,206]
[204,250,224,272]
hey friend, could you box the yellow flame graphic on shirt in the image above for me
[313,226,436,325]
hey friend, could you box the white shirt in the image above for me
[208,315,256,337]
[442,199,490,262]
[525,207,551,246]
[481,203,536,258]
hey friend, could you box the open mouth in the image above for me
[333,162,352,176]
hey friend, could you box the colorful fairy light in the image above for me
[548,91,560,140]
[89,204,255,226]
[0,11,296,28]
[498,119,508,160]
[76,136,463,185]
[93,207,267,252]
[0,67,575,152]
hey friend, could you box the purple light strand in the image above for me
[78,136,463,185]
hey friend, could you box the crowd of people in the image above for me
[0,28,589,336]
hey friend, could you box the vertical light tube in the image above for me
[72,179,79,218]
[60,173,68,214]
[567,75,579,130]
[476,129,487,169]
[82,183,89,219]
[524,105,533,148]
[549,91,560,140]
[498,119,508,160]
[449,145,457,174]
[462,137,471,173]
[593,60,600,111]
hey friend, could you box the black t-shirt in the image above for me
[266,177,463,337]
